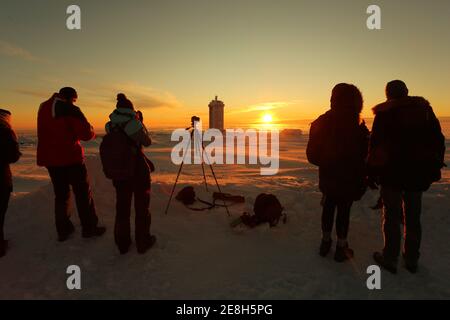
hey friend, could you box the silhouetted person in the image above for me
[105,94,155,254]
[307,83,370,262]
[37,87,106,242]
[369,80,445,274]
[0,109,21,257]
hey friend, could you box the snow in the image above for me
[1,134,450,299]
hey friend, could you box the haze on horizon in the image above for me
[1,0,449,130]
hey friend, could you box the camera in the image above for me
[136,110,143,122]
[191,115,200,127]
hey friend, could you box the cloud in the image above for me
[13,88,49,99]
[0,40,40,62]
[229,101,302,114]
[86,83,183,110]
[12,81,183,112]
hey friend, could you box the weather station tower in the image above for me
[208,96,225,131]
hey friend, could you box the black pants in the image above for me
[113,174,151,251]
[47,164,98,237]
[321,195,353,240]
[0,189,11,242]
[381,186,422,263]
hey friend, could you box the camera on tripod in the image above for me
[190,115,201,129]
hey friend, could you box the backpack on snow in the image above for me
[239,193,285,228]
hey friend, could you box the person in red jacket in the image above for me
[37,87,105,242]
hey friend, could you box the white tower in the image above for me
[208,96,225,131]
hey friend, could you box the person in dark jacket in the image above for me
[369,80,445,274]
[37,87,106,242]
[0,109,21,257]
[105,94,155,255]
[307,83,370,262]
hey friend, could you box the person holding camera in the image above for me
[103,93,155,255]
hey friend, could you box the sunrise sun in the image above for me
[262,113,273,123]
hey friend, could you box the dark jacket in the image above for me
[307,110,370,201]
[37,93,95,167]
[368,96,445,191]
[0,127,21,191]
[105,108,152,178]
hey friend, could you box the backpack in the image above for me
[100,126,137,180]
[240,193,285,228]
[175,186,196,205]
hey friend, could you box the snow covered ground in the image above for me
[1,132,449,299]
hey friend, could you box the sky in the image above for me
[1,0,449,130]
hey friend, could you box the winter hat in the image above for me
[116,93,134,110]
[386,80,408,100]
[59,87,78,101]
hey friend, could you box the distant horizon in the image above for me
[12,115,450,133]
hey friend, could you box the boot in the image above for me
[58,224,75,242]
[373,252,397,274]
[319,239,332,257]
[137,235,157,254]
[82,226,106,238]
[0,240,8,258]
[403,254,418,274]
[334,244,354,262]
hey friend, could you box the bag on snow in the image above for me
[238,193,285,228]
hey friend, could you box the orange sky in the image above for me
[1,0,450,130]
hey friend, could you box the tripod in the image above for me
[164,126,230,216]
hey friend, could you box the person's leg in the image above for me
[134,174,153,253]
[47,167,73,240]
[335,200,353,244]
[113,180,133,253]
[319,195,335,256]
[321,195,336,241]
[403,191,423,271]
[334,200,354,262]
[69,164,99,234]
[0,190,11,256]
[380,186,403,262]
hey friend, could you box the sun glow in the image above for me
[262,113,273,123]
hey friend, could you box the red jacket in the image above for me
[37,93,95,167]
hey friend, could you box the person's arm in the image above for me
[135,125,152,147]
[428,108,446,166]
[125,118,152,147]
[367,114,385,181]
[0,128,22,164]
[306,119,323,166]
[67,106,96,141]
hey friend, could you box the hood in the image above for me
[109,108,137,125]
[0,110,11,129]
[372,96,430,115]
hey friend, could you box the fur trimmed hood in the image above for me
[0,110,11,129]
[372,96,431,115]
